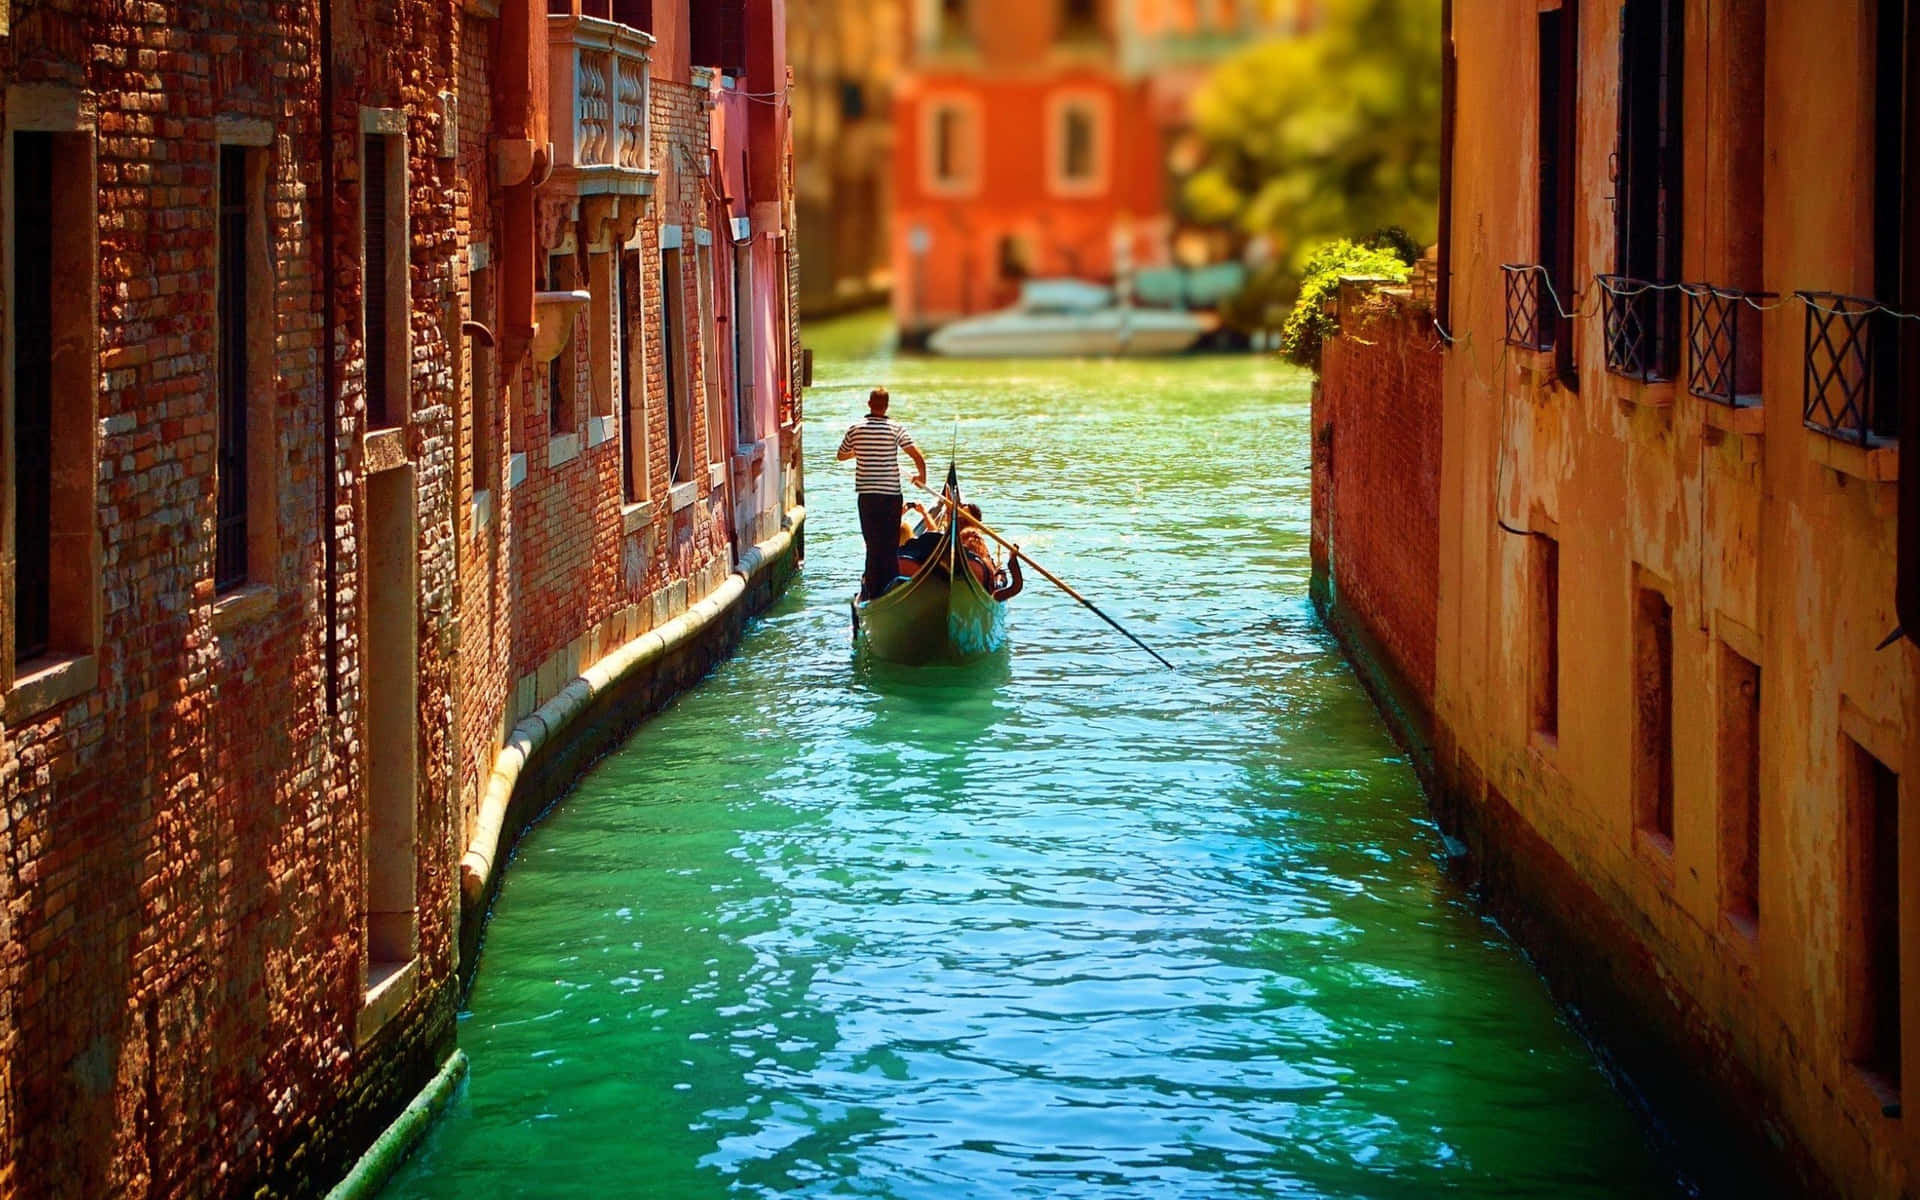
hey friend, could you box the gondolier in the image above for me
[837,387,928,599]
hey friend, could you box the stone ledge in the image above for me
[365,427,408,475]
[355,958,419,1048]
[1806,429,1898,483]
[621,500,655,533]
[1700,399,1766,437]
[668,480,698,512]
[7,652,98,723]
[211,584,277,637]
[547,431,582,468]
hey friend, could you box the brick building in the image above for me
[1317,2,1920,1194]
[0,0,803,1194]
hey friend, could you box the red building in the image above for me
[0,0,802,1195]
[891,0,1309,341]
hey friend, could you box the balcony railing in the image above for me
[1799,290,1900,446]
[1684,284,1775,407]
[550,10,652,194]
[1596,274,1680,383]
[1502,263,1553,351]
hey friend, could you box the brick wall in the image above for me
[1314,281,1444,705]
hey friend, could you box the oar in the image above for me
[914,481,1175,671]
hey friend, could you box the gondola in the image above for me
[852,467,1009,663]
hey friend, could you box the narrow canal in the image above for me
[384,314,1676,1198]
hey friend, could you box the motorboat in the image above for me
[926,278,1213,358]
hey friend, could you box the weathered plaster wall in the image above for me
[1326,1,1920,1194]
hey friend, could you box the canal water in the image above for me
[384,314,1676,1198]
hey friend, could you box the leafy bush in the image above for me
[1279,238,1412,371]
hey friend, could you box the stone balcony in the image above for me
[548,7,655,196]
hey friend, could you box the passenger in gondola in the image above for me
[956,503,1024,601]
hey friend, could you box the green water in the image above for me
[384,314,1676,1198]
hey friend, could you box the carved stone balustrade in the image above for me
[549,12,655,197]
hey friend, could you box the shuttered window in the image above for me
[619,251,641,502]
[662,252,688,483]
[13,132,54,663]
[363,134,394,429]
[216,145,251,593]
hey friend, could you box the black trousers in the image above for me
[857,492,904,599]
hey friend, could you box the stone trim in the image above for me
[215,115,274,146]
[211,584,277,637]
[324,1051,470,1200]
[457,509,805,930]
[6,652,98,723]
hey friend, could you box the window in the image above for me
[926,101,979,195]
[619,249,646,502]
[1718,644,1761,933]
[1848,738,1902,1102]
[1049,96,1105,195]
[1058,0,1098,40]
[1537,1,1578,384]
[698,243,722,466]
[939,0,970,45]
[1633,585,1676,852]
[362,131,407,430]
[1614,0,1683,378]
[470,265,496,496]
[690,0,746,74]
[1530,533,1560,740]
[733,243,755,446]
[548,253,578,436]
[1876,0,1918,443]
[215,144,276,595]
[662,248,692,484]
[611,0,651,31]
[364,465,419,984]
[9,125,97,675]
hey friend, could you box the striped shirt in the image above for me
[839,414,917,494]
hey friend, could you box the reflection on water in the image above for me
[383,315,1677,1199]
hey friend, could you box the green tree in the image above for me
[1185,0,1441,328]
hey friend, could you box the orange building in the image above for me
[892,0,1306,341]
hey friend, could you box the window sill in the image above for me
[1806,430,1898,483]
[708,461,727,488]
[1633,827,1676,881]
[472,488,494,530]
[587,415,616,448]
[355,956,419,1047]
[7,652,99,723]
[211,584,277,637]
[509,452,528,490]
[1610,377,1677,409]
[668,481,698,513]
[548,432,582,468]
[1845,1063,1903,1121]
[622,500,655,534]
[1701,399,1765,437]
[365,426,408,475]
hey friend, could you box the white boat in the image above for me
[927,278,1213,358]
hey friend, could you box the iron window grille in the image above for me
[1683,284,1775,407]
[1502,264,1554,351]
[1597,274,1680,382]
[1798,290,1900,446]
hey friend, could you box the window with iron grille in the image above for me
[1501,263,1553,352]
[939,0,970,46]
[13,132,54,663]
[1613,0,1683,381]
[1876,0,1918,443]
[1537,1,1578,384]
[1685,286,1773,407]
[363,133,398,430]
[216,145,251,593]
